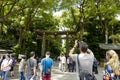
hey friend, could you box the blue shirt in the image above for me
[40,57,53,74]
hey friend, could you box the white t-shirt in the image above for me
[1,59,13,71]
[72,52,94,80]
[61,56,66,64]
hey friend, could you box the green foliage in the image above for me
[46,39,62,58]
[109,34,120,43]
[12,44,23,58]
[0,0,120,60]
[0,0,59,57]
[55,0,120,59]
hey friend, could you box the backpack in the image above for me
[12,58,17,66]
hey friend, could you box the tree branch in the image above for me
[2,2,8,7]
[0,6,27,22]
[0,0,17,22]
[4,0,17,17]
[70,7,77,26]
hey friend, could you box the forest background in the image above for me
[0,0,120,60]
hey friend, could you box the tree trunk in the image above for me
[18,26,23,48]
[0,23,3,34]
[41,33,46,56]
[111,26,115,43]
[78,1,85,41]
[66,34,69,55]
[105,24,108,44]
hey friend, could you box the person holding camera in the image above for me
[69,40,95,80]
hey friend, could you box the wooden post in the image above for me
[66,33,69,55]
[35,30,76,56]
[41,33,46,56]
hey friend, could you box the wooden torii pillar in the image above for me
[41,33,46,56]
[66,33,69,54]
[35,30,76,56]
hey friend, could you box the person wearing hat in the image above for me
[25,51,37,80]
[69,40,95,80]
[40,51,53,80]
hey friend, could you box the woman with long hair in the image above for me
[103,50,119,80]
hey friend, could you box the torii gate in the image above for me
[35,30,76,56]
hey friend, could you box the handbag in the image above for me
[77,54,97,80]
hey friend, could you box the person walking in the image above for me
[67,56,74,72]
[10,55,17,78]
[1,54,13,80]
[57,54,62,71]
[103,50,120,80]
[25,51,37,80]
[19,56,26,80]
[40,51,53,80]
[69,40,95,80]
[61,54,66,72]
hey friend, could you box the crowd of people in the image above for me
[57,54,76,72]
[0,40,120,80]
[0,51,53,80]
